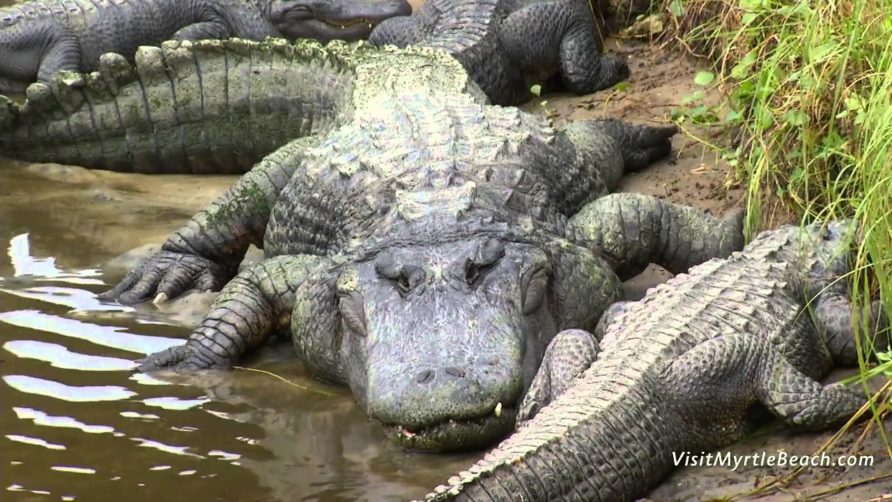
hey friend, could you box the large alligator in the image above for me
[424,220,889,499]
[369,0,629,105]
[95,39,744,452]
[0,0,411,94]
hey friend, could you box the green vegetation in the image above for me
[651,0,892,472]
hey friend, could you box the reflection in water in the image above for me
[0,166,478,501]
[14,407,115,434]
[3,374,138,402]
[4,340,137,371]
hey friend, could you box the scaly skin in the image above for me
[98,38,744,453]
[426,221,889,500]
[0,39,481,173]
[369,0,629,105]
[0,0,411,93]
[0,1,615,172]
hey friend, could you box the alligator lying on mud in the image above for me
[425,221,889,500]
[92,38,745,452]
[369,0,630,105]
[0,0,628,173]
[0,0,411,94]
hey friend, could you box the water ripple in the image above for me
[3,340,136,371]
[5,434,66,450]
[0,310,181,355]
[3,374,137,402]
[13,407,116,434]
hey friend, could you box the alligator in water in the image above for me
[369,0,629,105]
[0,0,411,94]
[94,39,744,452]
[425,220,889,499]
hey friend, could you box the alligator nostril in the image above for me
[416,369,434,384]
[444,367,466,378]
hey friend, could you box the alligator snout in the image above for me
[366,354,523,451]
[367,355,522,427]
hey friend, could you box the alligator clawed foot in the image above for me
[137,345,205,372]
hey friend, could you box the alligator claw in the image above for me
[101,250,234,305]
[137,345,203,372]
[153,292,169,306]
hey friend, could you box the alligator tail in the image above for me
[0,38,354,174]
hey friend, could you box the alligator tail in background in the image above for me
[0,39,354,173]
[0,0,413,94]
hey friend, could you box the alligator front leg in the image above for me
[518,329,600,422]
[368,16,426,47]
[37,36,82,82]
[757,350,865,430]
[140,254,323,370]
[812,294,889,366]
[172,22,233,41]
[498,1,629,93]
[102,137,318,304]
[567,193,745,279]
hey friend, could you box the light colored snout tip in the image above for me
[495,402,502,418]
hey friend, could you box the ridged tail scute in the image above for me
[598,118,678,172]
[0,38,361,173]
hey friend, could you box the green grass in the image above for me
[652,0,892,476]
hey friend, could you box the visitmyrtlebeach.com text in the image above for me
[673,450,876,471]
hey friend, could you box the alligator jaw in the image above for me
[382,407,518,452]
[318,18,380,30]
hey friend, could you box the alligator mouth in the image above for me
[381,406,518,452]
[318,18,383,30]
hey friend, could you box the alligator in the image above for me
[0,0,411,94]
[424,220,889,499]
[93,38,745,452]
[368,0,630,105]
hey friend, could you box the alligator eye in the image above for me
[466,261,481,285]
[465,259,494,286]
[397,272,411,292]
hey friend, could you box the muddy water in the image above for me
[0,161,476,501]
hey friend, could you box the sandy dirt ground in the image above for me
[1,30,889,502]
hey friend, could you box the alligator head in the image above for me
[267,0,413,41]
[291,215,622,452]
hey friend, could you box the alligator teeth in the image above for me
[494,402,502,417]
